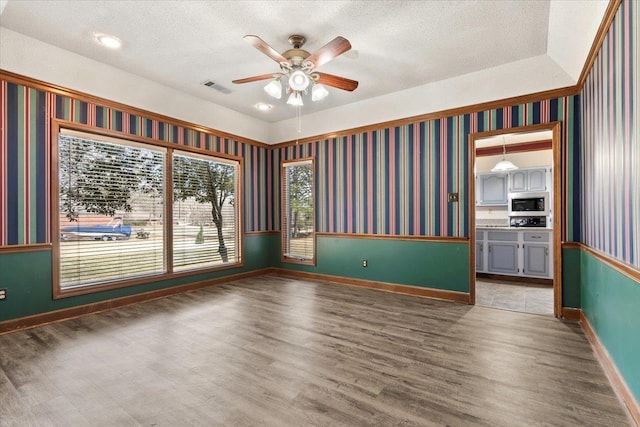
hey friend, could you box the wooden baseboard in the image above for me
[561,307,581,321]
[271,268,470,304]
[580,312,640,426]
[0,268,275,335]
[1,267,468,335]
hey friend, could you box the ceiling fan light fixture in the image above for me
[286,91,304,106]
[312,83,329,101]
[288,70,310,91]
[264,79,282,99]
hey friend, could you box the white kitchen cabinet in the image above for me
[475,231,485,272]
[475,228,552,278]
[527,168,547,191]
[477,173,508,205]
[486,230,519,275]
[524,244,549,277]
[488,242,519,274]
[523,231,550,277]
[476,241,485,272]
[508,167,548,192]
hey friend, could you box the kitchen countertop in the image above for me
[476,226,552,230]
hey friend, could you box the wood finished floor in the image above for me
[0,275,631,426]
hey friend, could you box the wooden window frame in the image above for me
[51,120,243,299]
[280,157,316,266]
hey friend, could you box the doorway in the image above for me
[469,123,562,317]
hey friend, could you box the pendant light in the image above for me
[491,139,518,172]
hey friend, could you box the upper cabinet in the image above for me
[509,167,548,192]
[476,173,508,205]
[476,167,551,206]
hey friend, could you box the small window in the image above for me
[57,130,166,290]
[281,158,314,264]
[172,151,240,271]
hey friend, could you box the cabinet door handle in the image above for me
[480,243,483,252]
[531,236,541,239]
[545,248,549,256]
[488,246,491,253]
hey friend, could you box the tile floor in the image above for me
[476,277,554,315]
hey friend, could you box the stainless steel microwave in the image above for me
[508,192,549,216]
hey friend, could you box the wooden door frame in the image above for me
[468,122,563,317]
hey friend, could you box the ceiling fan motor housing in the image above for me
[282,35,311,69]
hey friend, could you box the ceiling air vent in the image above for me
[202,80,232,94]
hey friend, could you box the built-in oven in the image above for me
[510,216,547,228]
[508,192,549,217]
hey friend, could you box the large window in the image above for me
[172,151,239,272]
[281,159,315,264]
[55,129,241,295]
[57,131,166,290]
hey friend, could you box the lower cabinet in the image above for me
[487,242,519,274]
[523,244,549,277]
[476,241,484,272]
[476,231,485,272]
[476,229,552,278]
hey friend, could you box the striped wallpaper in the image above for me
[273,98,581,239]
[581,0,639,269]
[0,82,584,246]
[0,79,271,245]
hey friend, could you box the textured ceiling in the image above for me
[0,0,549,122]
[0,0,559,123]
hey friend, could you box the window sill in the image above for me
[54,261,244,299]
[282,256,316,266]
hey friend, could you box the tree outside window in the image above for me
[282,159,314,263]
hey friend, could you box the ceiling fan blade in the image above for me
[243,35,288,64]
[316,72,359,92]
[305,36,352,69]
[232,73,277,84]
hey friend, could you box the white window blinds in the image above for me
[282,160,314,261]
[58,132,166,289]
[172,151,239,271]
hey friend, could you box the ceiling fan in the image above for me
[232,34,359,106]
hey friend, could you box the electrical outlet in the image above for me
[448,192,459,202]
[362,259,368,268]
[0,288,6,301]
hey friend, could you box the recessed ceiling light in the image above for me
[255,103,273,111]
[95,34,122,49]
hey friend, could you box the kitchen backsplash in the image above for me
[476,218,509,227]
[476,205,509,227]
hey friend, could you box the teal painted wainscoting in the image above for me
[561,246,582,308]
[274,235,469,293]
[0,233,272,324]
[243,233,273,271]
[581,250,640,403]
[0,249,52,322]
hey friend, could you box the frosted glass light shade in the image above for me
[289,70,310,91]
[286,92,303,106]
[312,83,329,101]
[491,159,518,172]
[264,79,282,99]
